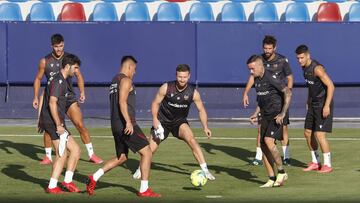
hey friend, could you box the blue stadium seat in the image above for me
[39,0,61,2]
[292,0,315,2]
[231,0,251,2]
[157,3,182,21]
[220,3,246,21]
[6,0,27,2]
[101,0,123,2]
[253,2,278,22]
[0,3,22,21]
[92,3,118,21]
[262,0,283,2]
[125,2,150,21]
[349,3,360,22]
[29,3,55,21]
[285,3,310,22]
[189,2,214,21]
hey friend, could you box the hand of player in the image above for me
[249,113,258,125]
[203,128,212,139]
[242,94,249,108]
[33,97,39,109]
[79,92,86,103]
[56,125,65,135]
[274,113,285,125]
[322,105,330,118]
[124,122,134,135]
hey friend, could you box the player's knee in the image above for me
[304,129,312,138]
[118,154,127,163]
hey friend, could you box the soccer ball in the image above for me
[190,170,207,187]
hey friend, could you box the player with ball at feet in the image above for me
[133,64,216,181]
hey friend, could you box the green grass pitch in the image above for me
[0,127,359,203]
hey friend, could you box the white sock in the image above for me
[255,147,263,160]
[200,163,209,172]
[48,178,58,189]
[140,180,149,193]
[323,152,331,167]
[311,150,320,164]
[64,171,74,183]
[93,168,104,182]
[45,148,52,160]
[85,143,94,158]
[282,146,290,159]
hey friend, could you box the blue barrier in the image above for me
[0,24,6,84]
[2,22,360,85]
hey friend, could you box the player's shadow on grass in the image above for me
[200,143,253,164]
[183,163,263,185]
[1,164,48,188]
[123,158,189,176]
[0,140,43,161]
[71,172,138,194]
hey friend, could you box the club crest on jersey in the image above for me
[170,93,174,97]
[59,79,63,84]
[177,97,180,100]
[184,94,189,100]
[57,63,60,67]
[50,63,54,67]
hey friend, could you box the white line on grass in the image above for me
[1,134,360,141]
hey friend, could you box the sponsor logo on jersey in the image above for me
[257,91,270,96]
[184,95,189,100]
[168,102,188,108]
[305,79,314,85]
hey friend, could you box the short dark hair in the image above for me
[62,54,81,69]
[176,64,190,73]
[295,45,309,55]
[263,35,277,47]
[247,55,262,65]
[121,55,137,65]
[51,34,64,45]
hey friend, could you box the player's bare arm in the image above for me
[242,75,255,108]
[74,67,86,103]
[119,77,133,135]
[193,89,211,138]
[250,106,260,125]
[275,87,292,125]
[287,74,294,90]
[314,65,335,118]
[151,83,167,129]
[33,58,46,109]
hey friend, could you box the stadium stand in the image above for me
[59,3,86,21]
[156,2,182,21]
[92,2,118,21]
[189,2,214,21]
[285,3,310,22]
[29,3,55,21]
[220,2,246,22]
[124,2,150,21]
[316,2,342,22]
[348,3,360,22]
[253,2,278,21]
[0,3,22,21]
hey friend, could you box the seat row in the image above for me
[0,1,359,22]
[2,0,358,2]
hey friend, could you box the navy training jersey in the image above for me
[303,60,327,105]
[254,70,286,116]
[262,53,292,84]
[158,81,195,124]
[39,73,68,125]
[44,52,75,96]
[109,73,136,127]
